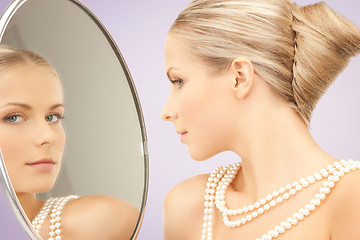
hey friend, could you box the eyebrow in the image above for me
[0,103,64,111]
[166,67,179,81]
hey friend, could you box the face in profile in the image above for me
[161,35,240,161]
[0,64,65,195]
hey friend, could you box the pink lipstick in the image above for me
[176,131,188,143]
[26,159,55,171]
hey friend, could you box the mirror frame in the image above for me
[0,0,149,239]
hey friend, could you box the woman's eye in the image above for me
[172,79,184,88]
[46,114,63,123]
[5,115,24,123]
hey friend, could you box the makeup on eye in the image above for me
[4,114,25,123]
[1,111,64,124]
[46,113,64,123]
[170,78,184,88]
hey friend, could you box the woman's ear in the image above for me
[229,57,254,99]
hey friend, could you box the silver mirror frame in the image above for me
[0,0,149,239]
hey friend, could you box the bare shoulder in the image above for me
[329,165,360,240]
[62,195,139,240]
[163,173,209,240]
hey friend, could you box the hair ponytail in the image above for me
[290,2,360,125]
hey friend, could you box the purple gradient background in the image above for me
[0,0,359,239]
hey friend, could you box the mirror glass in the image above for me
[0,0,148,239]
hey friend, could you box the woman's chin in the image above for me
[189,149,215,162]
[14,182,55,195]
[189,145,226,161]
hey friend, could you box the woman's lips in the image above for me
[26,159,55,171]
[176,131,188,143]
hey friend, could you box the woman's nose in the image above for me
[161,95,178,122]
[35,121,56,147]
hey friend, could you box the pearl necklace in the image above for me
[201,159,360,240]
[31,195,78,240]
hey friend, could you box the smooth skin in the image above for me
[0,65,138,240]
[161,35,360,240]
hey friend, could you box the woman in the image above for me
[0,45,138,240]
[161,0,360,239]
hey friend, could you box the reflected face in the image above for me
[161,35,238,161]
[0,65,65,194]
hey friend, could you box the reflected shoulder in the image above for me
[329,169,360,240]
[163,174,209,240]
[62,195,139,240]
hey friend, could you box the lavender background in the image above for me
[0,0,359,239]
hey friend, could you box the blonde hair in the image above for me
[169,0,360,126]
[0,45,58,78]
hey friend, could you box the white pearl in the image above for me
[265,195,272,201]
[314,173,322,180]
[307,176,315,184]
[258,208,264,214]
[283,193,289,199]
[276,196,283,203]
[280,221,287,228]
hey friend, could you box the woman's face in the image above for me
[0,64,65,194]
[161,35,239,161]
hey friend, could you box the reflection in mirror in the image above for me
[0,0,148,239]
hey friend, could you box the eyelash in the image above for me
[3,113,25,123]
[46,113,64,123]
[170,78,184,88]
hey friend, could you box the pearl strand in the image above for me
[30,195,78,240]
[48,195,78,240]
[216,161,341,228]
[201,159,360,240]
[32,198,56,233]
[255,160,360,240]
[202,164,233,240]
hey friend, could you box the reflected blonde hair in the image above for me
[169,0,360,126]
[0,45,58,78]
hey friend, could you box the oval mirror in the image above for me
[0,0,148,239]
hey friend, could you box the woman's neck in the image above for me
[231,103,337,202]
[16,192,43,222]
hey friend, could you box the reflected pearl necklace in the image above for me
[31,195,78,240]
[201,160,360,240]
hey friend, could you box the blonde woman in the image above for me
[161,0,360,239]
[0,45,138,240]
